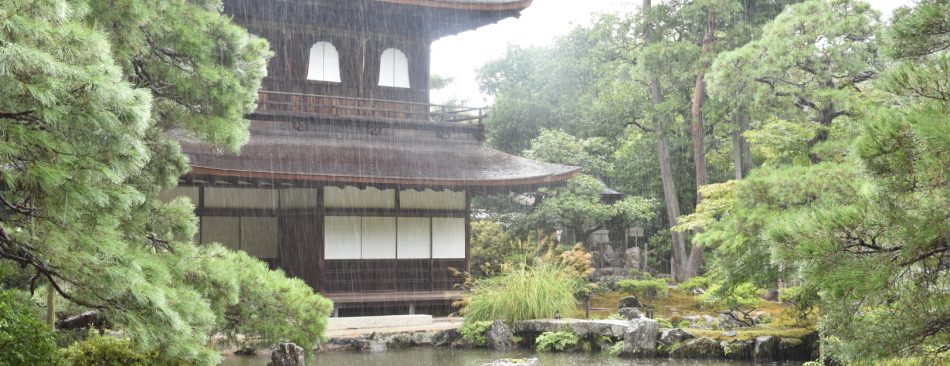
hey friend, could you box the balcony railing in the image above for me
[256,91,488,124]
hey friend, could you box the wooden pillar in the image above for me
[464,190,472,274]
[317,186,326,293]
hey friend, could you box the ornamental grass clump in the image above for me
[461,261,583,324]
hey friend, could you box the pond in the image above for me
[221,348,801,366]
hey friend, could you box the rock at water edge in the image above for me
[659,328,694,346]
[433,328,461,347]
[622,318,659,357]
[670,337,725,359]
[410,331,437,346]
[487,320,516,351]
[753,336,778,361]
[721,339,753,360]
[268,343,305,366]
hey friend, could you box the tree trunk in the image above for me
[643,0,688,282]
[46,281,55,330]
[732,108,752,179]
[685,11,716,280]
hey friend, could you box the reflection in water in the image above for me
[221,348,798,366]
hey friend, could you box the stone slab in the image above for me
[328,314,433,331]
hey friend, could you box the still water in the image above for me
[221,348,800,366]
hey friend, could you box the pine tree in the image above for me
[0,1,331,364]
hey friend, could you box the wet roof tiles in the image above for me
[177,120,579,189]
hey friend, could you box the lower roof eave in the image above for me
[185,166,580,192]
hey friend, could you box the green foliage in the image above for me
[617,278,669,299]
[461,262,583,324]
[862,352,950,366]
[469,220,537,278]
[459,320,493,346]
[607,341,624,356]
[692,0,950,362]
[0,290,64,366]
[701,282,764,315]
[535,330,580,352]
[0,0,341,364]
[679,275,711,293]
[656,318,674,329]
[63,334,154,366]
[194,247,333,352]
[779,285,819,323]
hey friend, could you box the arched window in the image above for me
[378,48,410,88]
[307,41,341,82]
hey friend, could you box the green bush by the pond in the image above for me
[199,247,335,352]
[461,262,582,324]
[460,321,493,346]
[63,334,155,366]
[0,290,65,366]
[536,330,580,352]
[617,278,669,298]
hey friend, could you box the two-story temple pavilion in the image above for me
[160,0,579,316]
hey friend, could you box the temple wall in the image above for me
[159,185,469,293]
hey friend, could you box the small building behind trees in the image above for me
[160,0,579,316]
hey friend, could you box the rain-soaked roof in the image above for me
[177,119,579,190]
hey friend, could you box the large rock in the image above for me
[487,320,516,351]
[670,337,725,359]
[624,247,641,269]
[659,328,694,345]
[619,307,641,320]
[777,337,812,361]
[618,296,642,309]
[721,339,753,360]
[514,319,631,338]
[753,336,779,360]
[483,357,539,366]
[621,318,659,357]
[268,343,305,366]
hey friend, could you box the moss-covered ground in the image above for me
[577,287,817,341]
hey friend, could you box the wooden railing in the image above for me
[256,91,488,124]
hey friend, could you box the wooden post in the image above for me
[584,296,591,319]
[46,280,55,330]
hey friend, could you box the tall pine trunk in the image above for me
[685,11,716,279]
[643,0,688,281]
[732,108,752,179]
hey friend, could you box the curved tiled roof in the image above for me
[177,120,579,189]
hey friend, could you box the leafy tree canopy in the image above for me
[0,1,330,364]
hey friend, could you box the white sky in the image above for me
[429,0,914,105]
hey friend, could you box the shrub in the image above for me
[461,261,582,324]
[701,282,764,326]
[459,320,493,346]
[0,290,64,366]
[617,278,669,299]
[63,334,154,366]
[780,285,819,323]
[535,330,579,352]
[679,275,711,293]
[200,248,334,352]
